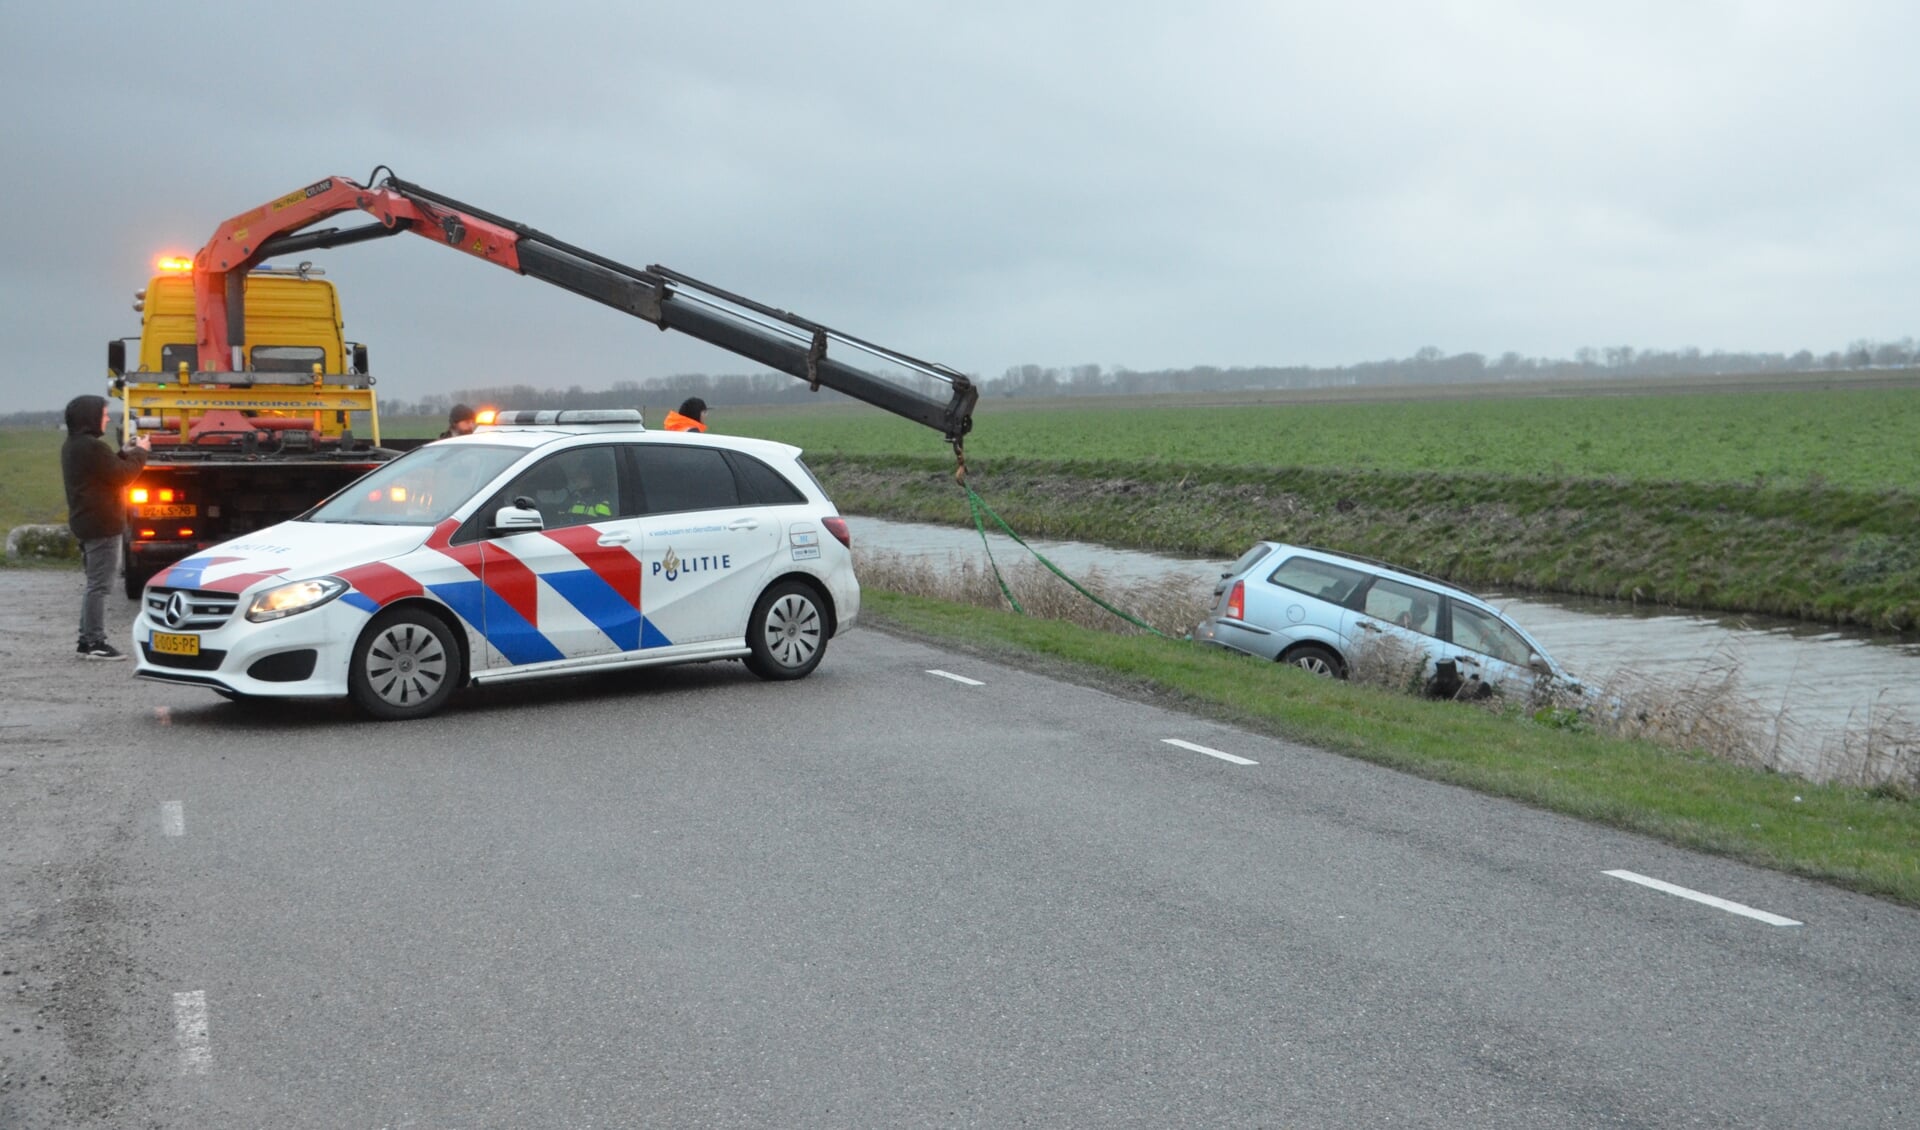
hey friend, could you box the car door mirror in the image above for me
[492,504,544,532]
[1528,652,1552,674]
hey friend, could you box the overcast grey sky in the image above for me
[3,1,1915,411]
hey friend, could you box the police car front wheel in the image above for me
[350,607,462,720]
[744,581,827,681]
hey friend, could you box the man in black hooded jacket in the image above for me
[61,394,149,660]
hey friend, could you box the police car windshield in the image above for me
[305,444,525,526]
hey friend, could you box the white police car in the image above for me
[131,409,859,719]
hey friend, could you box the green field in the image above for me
[723,382,1920,492]
[711,380,1920,631]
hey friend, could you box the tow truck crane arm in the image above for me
[191,170,978,442]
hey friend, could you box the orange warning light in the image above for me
[155,255,194,273]
[474,408,497,425]
[130,487,150,504]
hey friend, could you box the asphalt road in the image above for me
[3,569,1918,1128]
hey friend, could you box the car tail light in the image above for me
[137,528,157,539]
[1226,580,1245,620]
[823,516,851,549]
[129,487,150,504]
[157,488,177,503]
[177,528,194,538]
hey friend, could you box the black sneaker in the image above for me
[77,641,126,661]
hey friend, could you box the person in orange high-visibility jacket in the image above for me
[662,397,708,433]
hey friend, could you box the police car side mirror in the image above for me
[493,504,544,532]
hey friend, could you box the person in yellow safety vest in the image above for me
[565,462,612,521]
[662,397,708,432]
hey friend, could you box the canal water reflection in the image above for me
[850,515,1920,778]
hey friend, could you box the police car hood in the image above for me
[151,520,432,594]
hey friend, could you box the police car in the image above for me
[130,409,859,719]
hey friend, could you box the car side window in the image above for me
[1448,602,1533,665]
[1267,556,1369,607]
[497,447,625,530]
[725,451,807,506]
[632,445,740,514]
[1363,578,1440,636]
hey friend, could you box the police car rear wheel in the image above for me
[744,581,826,681]
[349,608,461,720]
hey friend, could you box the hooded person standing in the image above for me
[662,397,708,433]
[62,394,149,660]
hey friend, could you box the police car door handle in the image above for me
[597,532,631,546]
[727,517,759,531]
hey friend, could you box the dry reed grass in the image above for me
[855,550,1212,638]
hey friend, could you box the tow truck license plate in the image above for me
[140,504,197,519]
[151,632,199,657]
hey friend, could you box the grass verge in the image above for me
[860,588,1920,907]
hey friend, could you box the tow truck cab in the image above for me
[108,263,398,597]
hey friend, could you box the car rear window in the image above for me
[1268,556,1369,606]
[1225,543,1275,577]
[1362,577,1441,636]
[632,445,740,513]
[725,451,807,505]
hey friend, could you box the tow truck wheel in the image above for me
[743,580,828,681]
[349,607,461,720]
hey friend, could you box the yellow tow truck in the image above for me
[107,258,412,596]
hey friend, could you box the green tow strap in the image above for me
[963,484,1170,638]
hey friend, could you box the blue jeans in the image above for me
[79,536,118,647]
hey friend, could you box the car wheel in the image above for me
[1285,644,1345,679]
[743,580,828,681]
[348,607,461,720]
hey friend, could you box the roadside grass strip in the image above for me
[863,589,1920,908]
[172,990,211,1075]
[1605,869,1802,926]
[1162,738,1258,766]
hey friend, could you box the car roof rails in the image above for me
[1293,544,1478,597]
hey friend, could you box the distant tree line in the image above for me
[371,337,1918,417]
[14,337,1916,428]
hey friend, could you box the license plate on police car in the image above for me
[151,632,199,657]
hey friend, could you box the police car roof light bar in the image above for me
[484,409,646,428]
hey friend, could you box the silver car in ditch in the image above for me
[1193,542,1579,697]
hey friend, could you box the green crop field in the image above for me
[723,384,1920,493]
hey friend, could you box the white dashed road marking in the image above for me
[1161,738,1258,766]
[161,801,185,837]
[927,670,985,686]
[1605,869,1802,926]
[172,990,212,1074]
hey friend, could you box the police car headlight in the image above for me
[246,577,348,622]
